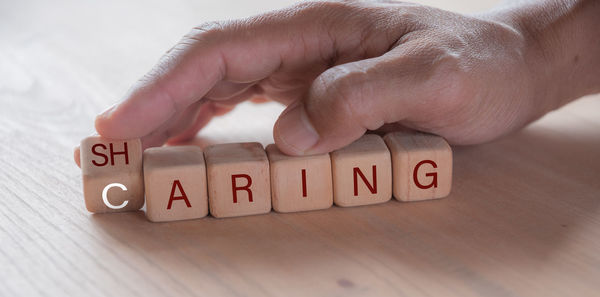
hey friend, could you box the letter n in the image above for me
[353,165,377,196]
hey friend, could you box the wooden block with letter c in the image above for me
[80,136,144,213]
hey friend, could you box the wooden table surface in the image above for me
[1,0,599,296]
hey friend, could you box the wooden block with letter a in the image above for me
[383,131,452,201]
[266,144,333,213]
[143,146,208,222]
[80,136,144,213]
[204,142,271,218]
[330,134,392,207]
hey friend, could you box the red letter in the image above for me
[109,142,129,166]
[413,160,438,189]
[231,174,253,203]
[301,169,307,197]
[91,144,108,167]
[167,180,192,209]
[353,166,377,196]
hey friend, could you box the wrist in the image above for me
[485,0,600,114]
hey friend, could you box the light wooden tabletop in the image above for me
[1,0,599,296]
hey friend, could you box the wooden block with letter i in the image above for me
[383,131,452,201]
[143,146,208,222]
[266,144,333,213]
[204,142,271,218]
[330,134,392,207]
[80,136,144,213]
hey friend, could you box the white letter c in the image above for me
[102,183,129,209]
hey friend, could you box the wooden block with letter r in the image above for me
[80,136,144,213]
[143,146,208,222]
[383,131,452,201]
[204,142,271,218]
[266,144,333,213]
[330,134,392,207]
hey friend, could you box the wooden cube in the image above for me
[80,136,144,213]
[383,132,452,201]
[143,146,208,222]
[204,142,271,218]
[330,134,392,207]
[266,144,333,213]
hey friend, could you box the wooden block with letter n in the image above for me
[143,146,208,222]
[204,142,271,218]
[383,131,453,201]
[265,144,333,213]
[330,134,392,207]
[80,136,144,213]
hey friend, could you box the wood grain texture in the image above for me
[1,0,599,296]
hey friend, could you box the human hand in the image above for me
[75,0,598,167]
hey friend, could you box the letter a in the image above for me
[167,180,192,209]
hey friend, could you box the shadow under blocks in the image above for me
[80,131,453,221]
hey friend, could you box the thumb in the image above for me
[273,54,415,155]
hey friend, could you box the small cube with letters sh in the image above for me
[80,136,144,213]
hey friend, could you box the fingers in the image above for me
[84,1,421,164]
[166,102,236,144]
[145,100,212,147]
[205,81,255,100]
[93,0,407,144]
[94,11,315,141]
[74,101,225,169]
[273,52,423,155]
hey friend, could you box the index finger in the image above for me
[95,20,284,139]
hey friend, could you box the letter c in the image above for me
[102,183,129,209]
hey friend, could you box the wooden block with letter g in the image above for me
[80,136,144,213]
[266,144,333,213]
[143,146,208,222]
[204,142,271,218]
[383,131,452,201]
[330,134,392,207]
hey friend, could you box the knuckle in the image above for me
[321,68,370,124]
[395,39,476,119]
[290,0,362,26]
[186,20,231,43]
[293,1,352,13]
[420,47,474,114]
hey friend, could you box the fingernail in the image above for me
[276,104,319,154]
[98,103,117,119]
